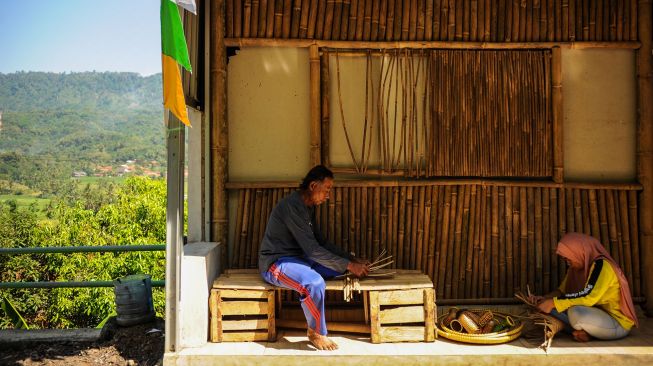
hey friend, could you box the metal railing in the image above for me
[0,245,166,289]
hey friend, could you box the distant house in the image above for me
[72,171,87,178]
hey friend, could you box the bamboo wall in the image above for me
[224,0,639,42]
[228,182,643,301]
[326,49,552,177]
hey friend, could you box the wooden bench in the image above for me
[209,269,436,343]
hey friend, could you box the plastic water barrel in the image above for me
[113,274,155,326]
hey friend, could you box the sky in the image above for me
[0,0,162,76]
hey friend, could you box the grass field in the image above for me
[0,194,51,211]
[75,176,127,186]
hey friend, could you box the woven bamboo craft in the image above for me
[437,309,523,344]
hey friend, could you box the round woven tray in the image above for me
[436,309,523,344]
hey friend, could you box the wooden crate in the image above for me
[369,288,436,343]
[209,288,276,342]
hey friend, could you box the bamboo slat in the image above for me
[227,182,644,301]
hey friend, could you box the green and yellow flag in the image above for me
[161,0,194,126]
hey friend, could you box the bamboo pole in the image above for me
[363,0,373,40]
[323,0,335,39]
[557,188,566,280]
[234,0,243,37]
[552,46,564,182]
[252,0,261,37]
[371,0,381,40]
[619,190,634,287]
[320,51,330,165]
[309,45,321,166]
[549,188,559,288]
[244,0,252,38]
[498,186,506,297]
[385,0,395,40]
[393,187,404,267]
[629,191,641,296]
[428,186,441,282]
[415,186,426,270]
[273,0,283,37]
[227,0,234,37]
[211,0,229,269]
[451,185,465,298]
[638,0,653,316]
[437,186,451,297]
[356,0,366,40]
[223,37,643,49]
[332,0,343,40]
[226,180,643,191]
[458,185,472,296]
[569,0,576,40]
[298,0,311,38]
[340,0,351,39]
[425,0,433,40]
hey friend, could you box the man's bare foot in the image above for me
[572,329,591,342]
[307,328,339,350]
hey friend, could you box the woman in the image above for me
[535,232,638,341]
[258,165,370,350]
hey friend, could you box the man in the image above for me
[258,165,370,350]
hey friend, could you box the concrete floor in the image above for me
[164,316,653,366]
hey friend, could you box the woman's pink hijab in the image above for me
[556,232,638,327]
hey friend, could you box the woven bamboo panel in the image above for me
[225,0,639,42]
[229,183,643,301]
[327,49,551,177]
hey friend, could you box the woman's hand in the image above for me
[528,294,545,304]
[347,261,370,278]
[536,299,556,313]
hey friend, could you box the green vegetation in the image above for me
[0,72,166,174]
[0,72,170,329]
[0,177,166,329]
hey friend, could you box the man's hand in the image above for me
[536,298,555,313]
[347,261,370,278]
[351,257,371,266]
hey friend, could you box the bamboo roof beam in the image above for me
[224,38,641,49]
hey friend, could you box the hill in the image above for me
[0,72,166,176]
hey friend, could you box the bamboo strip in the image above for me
[451,185,465,298]
[244,0,252,37]
[356,0,366,40]
[347,0,358,40]
[490,186,499,298]
[273,0,283,37]
[331,0,343,40]
[425,0,433,40]
[498,186,506,297]
[385,0,396,40]
[235,0,243,37]
[569,0,576,40]
[619,190,634,288]
[298,0,311,37]
[340,0,351,39]
[227,0,235,37]
[231,190,246,268]
[251,0,260,37]
[223,37,643,49]
[436,185,451,297]
[371,0,381,40]
[415,186,426,270]
[628,191,640,296]
[320,51,330,166]
[323,0,335,39]
[362,0,373,40]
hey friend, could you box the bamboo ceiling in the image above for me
[225,0,639,42]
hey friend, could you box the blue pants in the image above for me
[261,257,342,336]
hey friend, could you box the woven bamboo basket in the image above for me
[436,309,523,344]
